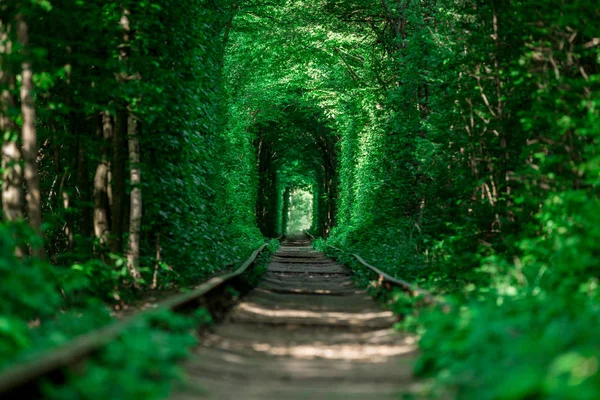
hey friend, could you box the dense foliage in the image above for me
[226,0,600,397]
[0,0,264,396]
[2,0,600,398]
[318,1,600,398]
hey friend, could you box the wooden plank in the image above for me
[0,243,269,395]
[267,264,349,274]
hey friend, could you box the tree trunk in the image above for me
[94,112,112,248]
[281,187,291,234]
[126,114,142,284]
[111,9,132,255]
[151,232,160,290]
[76,123,92,250]
[110,108,127,254]
[16,12,44,258]
[1,29,24,224]
[1,136,23,221]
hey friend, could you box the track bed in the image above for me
[171,239,419,400]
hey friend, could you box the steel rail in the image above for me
[303,230,317,241]
[0,243,269,396]
[323,244,440,306]
[350,253,438,304]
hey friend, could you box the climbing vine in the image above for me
[323,1,600,398]
[1,0,599,398]
[0,0,261,396]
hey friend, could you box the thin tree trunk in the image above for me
[151,232,160,290]
[1,137,23,221]
[64,114,80,252]
[76,124,92,249]
[61,172,74,251]
[126,114,142,284]
[111,9,132,255]
[94,112,112,248]
[110,108,127,254]
[1,28,24,224]
[16,11,44,258]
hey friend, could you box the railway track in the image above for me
[0,236,427,399]
[171,237,419,399]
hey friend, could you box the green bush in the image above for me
[43,311,198,400]
[415,287,600,400]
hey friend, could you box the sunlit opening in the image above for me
[285,187,313,234]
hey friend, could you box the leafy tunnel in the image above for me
[1,0,600,398]
[254,101,337,238]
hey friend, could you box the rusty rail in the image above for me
[0,243,269,396]
[323,244,440,305]
[303,230,317,241]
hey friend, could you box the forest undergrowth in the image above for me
[310,1,600,399]
[2,0,600,399]
[0,1,269,396]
